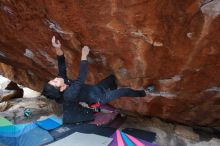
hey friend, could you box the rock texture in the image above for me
[0,97,61,124]
[0,0,219,127]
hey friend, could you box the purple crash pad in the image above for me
[89,105,119,125]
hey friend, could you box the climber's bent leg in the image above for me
[95,75,117,91]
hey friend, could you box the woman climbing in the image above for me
[42,36,147,123]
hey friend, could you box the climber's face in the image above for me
[48,77,65,88]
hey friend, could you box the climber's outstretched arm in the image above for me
[51,36,67,79]
[63,46,90,101]
[52,36,63,56]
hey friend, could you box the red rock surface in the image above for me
[0,0,219,127]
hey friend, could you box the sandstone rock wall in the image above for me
[0,0,219,126]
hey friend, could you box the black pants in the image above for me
[94,75,146,104]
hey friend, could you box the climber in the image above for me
[42,36,147,123]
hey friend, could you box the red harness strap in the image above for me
[89,102,101,112]
[89,102,101,108]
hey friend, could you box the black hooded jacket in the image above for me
[57,55,100,124]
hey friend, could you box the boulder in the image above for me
[0,89,16,102]
[0,0,219,126]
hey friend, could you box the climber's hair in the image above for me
[41,83,63,103]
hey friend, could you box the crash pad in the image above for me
[0,116,12,126]
[47,132,112,146]
[36,115,62,130]
[122,128,156,142]
[0,123,53,146]
[50,123,116,141]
